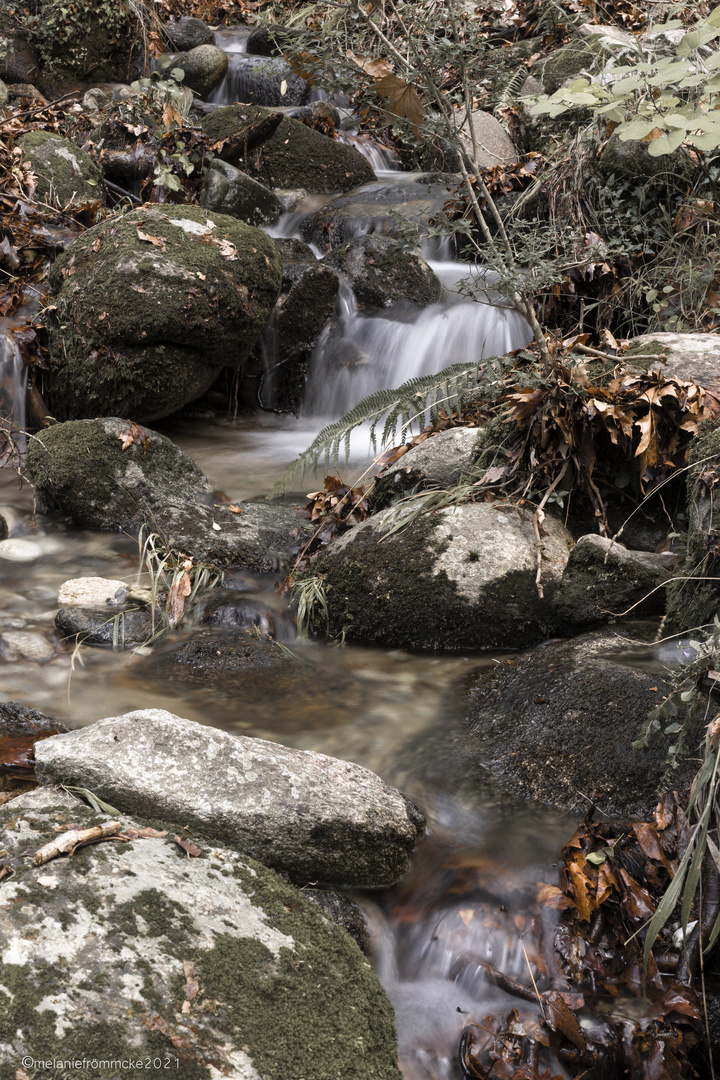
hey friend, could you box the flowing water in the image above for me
[0,50,615,1077]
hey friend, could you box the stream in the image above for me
[0,37,668,1079]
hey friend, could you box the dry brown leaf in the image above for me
[227,504,244,514]
[175,835,201,858]
[371,74,425,133]
[167,571,192,626]
[136,227,165,247]
[162,102,184,132]
[346,50,393,78]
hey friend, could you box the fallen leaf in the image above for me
[167,571,192,626]
[371,74,425,133]
[136,228,165,248]
[175,836,201,858]
[459,908,474,926]
[227,504,243,513]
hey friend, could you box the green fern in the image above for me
[494,66,533,111]
[272,356,513,494]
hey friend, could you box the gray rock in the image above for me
[34,709,425,886]
[0,700,65,736]
[246,25,302,57]
[551,534,673,631]
[200,158,283,226]
[164,16,214,51]
[464,630,697,819]
[273,236,315,262]
[43,204,282,422]
[0,513,6,540]
[26,418,212,532]
[55,606,153,648]
[81,86,109,112]
[0,34,39,83]
[17,131,106,208]
[307,501,572,649]
[0,630,55,662]
[324,235,442,310]
[0,787,402,1078]
[175,43,228,99]
[57,576,128,607]
[220,54,308,108]
[456,109,518,169]
[375,428,480,507]
[0,79,7,107]
[626,332,720,391]
[304,889,370,955]
[202,103,374,193]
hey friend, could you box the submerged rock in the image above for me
[174,43,228,99]
[324,235,442,310]
[202,104,374,193]
[464,630,693,819]
[26,418,212,531]
[17,131,106,207]
[34,709,425,886]
[307,502,572,649]
[44,204,281,422]
[200,158,283,226]
[0,787,402,1079]
[55,606,154,648]
[551,534,673,631]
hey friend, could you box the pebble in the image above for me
[0,630,56,662]
[57,576,129,607]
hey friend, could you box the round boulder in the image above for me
[26,418,212,531]
[44,204,282,422]
[324,235,442,310]
[306,502,573,649]
[175,43,228,99]
[200,158,283,226]
[164,16,214,51]
[18,131,105,208]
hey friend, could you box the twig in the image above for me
[521,940,546,1019]
[32,821,122,865]
[104,179,141,203]
[533,460,568,598]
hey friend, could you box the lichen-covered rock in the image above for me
[34,709,425,886]
[202,104,374,193]
[0,787,403,1080]
[551,534,674,631]
[306,502,572,649]
[175,43,228,99]
[164,16,214,51]
[464,630,698,819]
[57,576,128,607]
[374,428,480,508]
[625,332,720,391]
[26,418,212,531]
[0,33,39,83]
[200,158,283,226]
[55,605,153,648]
[43,204,282,422]
[18,131,105,207]
[324,235,442,310]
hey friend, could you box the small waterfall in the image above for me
[0,328,28,459]
[336,131,401,172]
[209,30,309,108]
[304,275,531,418]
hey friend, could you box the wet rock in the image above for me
[299,173,460,251]
[57,576,128,607]
[223,54,308,108]
[26,418,212,532]
[324,235,442,310]
[304,889,370,955]
[0,700,65,736]
[0,537,60,562]
[625,332,720,392]
[202,103,374,193]
[0,79,7,108]
[192,588,293,640]
[257,260,341,412]
[551,535,673,632]
[17,131,106,208]
[35,709,426,886]
[55,606,153,648]
[0,787,402,1078]
[0,34,39,83]
[0,514,6,540]
[307,502,572,649]
[0,630,55,663]
[246,24,302,57]
[464,630,696,819]
[164,16,214,51]
[200,158,283,226]
[374,428,480,508]
[43,204,281,422]
[160,628,288,680]
[174,43,228,99]
[273,236,315,262]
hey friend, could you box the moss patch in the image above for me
[18,130,105,207]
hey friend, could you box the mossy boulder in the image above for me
[305,502,572,650]
[0,787,403,1080]
[324,235,442,310]
[201,103,374,193]
[18,130,105,208]
[200,158,283,226]
[246,25,302,57]
[164,16,214,51]
[551,534,673,631]
[598,133,696,189]
[26,417,212,531]
[222,55,309,108]
[44,204,282,422]
[464,630,696,819]
[0,33,39,83]
[174,43,228,99]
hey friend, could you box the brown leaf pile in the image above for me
[291,474,371,574]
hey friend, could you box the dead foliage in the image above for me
[0,728,61,804]
[291,474,371,575]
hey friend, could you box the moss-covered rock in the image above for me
[200,158,283,225]
[26,417,212,531]
[44,204,282,422]
[0,787,402,1080]
[18,130,105,208]
[598,132,696,189]
[625,332,720,391]
[324,235,442,310]
[174,43,228,99]
[201,103,374,193]
[306,501,572,650]
[164,16,214,51]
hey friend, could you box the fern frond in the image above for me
[494,66,532,110]
[271,359,506,495]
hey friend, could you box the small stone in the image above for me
[0,630,55,662]
[0,539,44,562]
[57,576,129,607]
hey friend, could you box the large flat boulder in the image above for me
[625,332,720,391]
[44,204,282,422]
[0,787,402,1079]
[306,501,572,649]
[34,709,425,886]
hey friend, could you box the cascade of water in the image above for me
[0,329,28,459]
[336,131,401,172]
[207,29,251,106]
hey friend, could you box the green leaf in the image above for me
[619,119,666,141]
[709,7,720,27]
[171,67,185,82]
[687,131,720,151]
[586,851,606,866]
[678,26,719,58]
[647,129,686,155]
